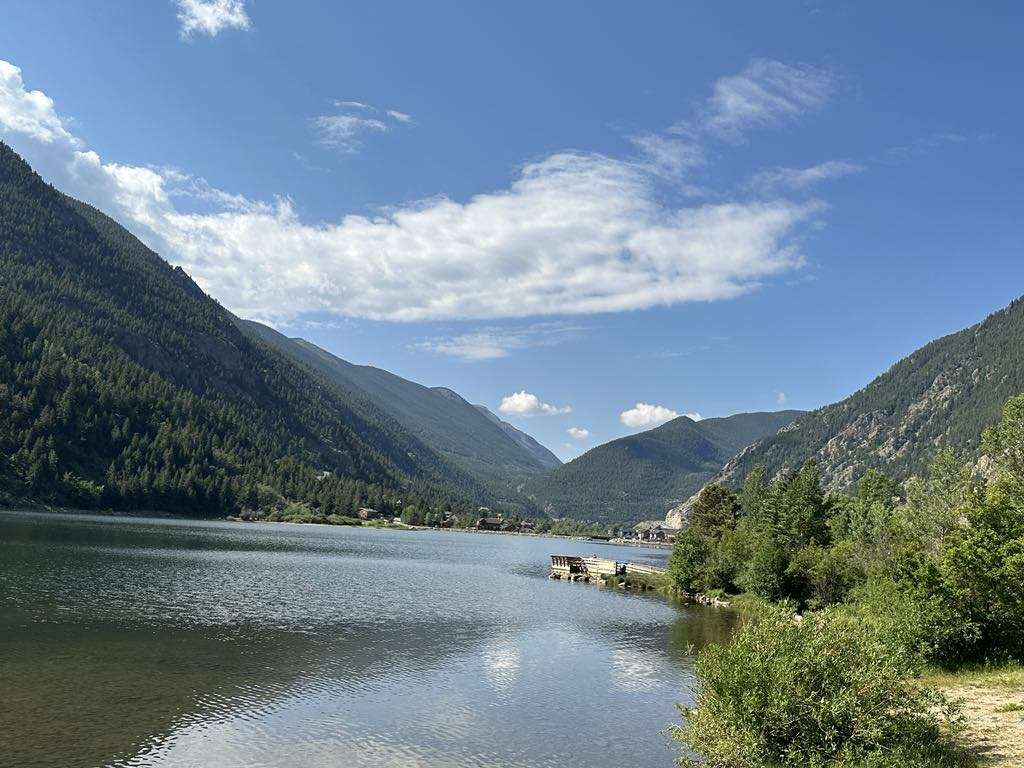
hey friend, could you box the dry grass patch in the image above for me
[922,665,1024,768]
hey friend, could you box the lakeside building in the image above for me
[476,516,518,532]
[633,523,681,543]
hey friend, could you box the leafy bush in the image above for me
[673,607,966,768]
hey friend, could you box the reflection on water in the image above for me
[0,511,735,768]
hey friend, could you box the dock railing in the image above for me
[550,555,665,580]
[624,562,666,577]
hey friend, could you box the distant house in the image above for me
[357,507,383,521]
[643,526,665,542]
[637,524,681,543]
[518,520,536,533]
[476,516,505,531]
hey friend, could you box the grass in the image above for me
[994,703,1024,713]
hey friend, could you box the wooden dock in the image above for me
[549,554,665,582]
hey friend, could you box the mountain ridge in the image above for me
[705,295,1024,494]
[523,410,804,526]
[0,139,485,514]
[237,321,557,511]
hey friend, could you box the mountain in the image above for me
[0,140,483,514]
[711,296,1024,493]
[470,401,561,469]
[523,410,804,526]
[237,322,558,508]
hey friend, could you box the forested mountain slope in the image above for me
[238,321,556,509]
[0,141,482,515]
[524,410,803,526]
[714,296,1024,491]
[470,401,561,469]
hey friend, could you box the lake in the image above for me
[0,511,735,768]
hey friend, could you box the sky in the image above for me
[1,1,1022,461]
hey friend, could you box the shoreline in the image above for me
[0,505,671,552]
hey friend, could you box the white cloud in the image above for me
[700,59,835,141]
[750,160,863,192]
[386,109,413,123]
[683,412,704,421]
[175,0,251,38]
[620,403,680,428]
[499,391,571,417]
[0,61,79,145]
[776,391,788,405]
[414,322,583,360]
[567,427,590,439]
[0,58,827,325]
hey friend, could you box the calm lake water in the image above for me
[0,511,735,768]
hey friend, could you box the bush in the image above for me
[673,606,966,768]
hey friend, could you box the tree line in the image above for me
[671,393,1024,767]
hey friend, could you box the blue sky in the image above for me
[1,1,1022,460]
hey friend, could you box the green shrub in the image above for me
[673,606,966,768]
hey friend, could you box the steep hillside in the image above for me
[0,140,481,514]
[714,297,1024,491]
[524,410,803,525]
[238,322,556,508]
[470,402,562,469]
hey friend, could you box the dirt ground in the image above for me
[924,666,1024,767]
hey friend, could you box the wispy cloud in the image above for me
[0,57,828,324]
[776,391,788,405]
[314,114,389,152]
[750,160,863,193]
[313,101,413,153]
[695,59,836,141]
[684,412,704,421]
[175,0,251,39]
[630,134,703,179]
[334,100,373,110]
[499,391,571,417]
[413,322,584,361]
[883,131,986,163]
[620,402,680,428]
[567,426,590,439]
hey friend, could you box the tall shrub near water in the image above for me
[672,607,965,768]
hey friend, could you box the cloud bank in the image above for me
[0,57,829,324]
